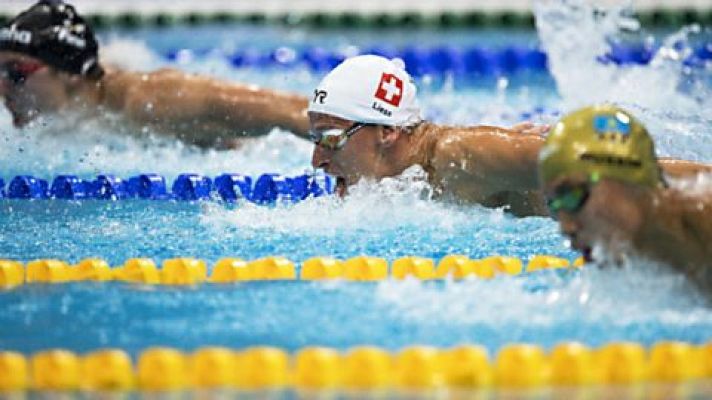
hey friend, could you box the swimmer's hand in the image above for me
[510,121,550,136]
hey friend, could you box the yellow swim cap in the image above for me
[539,105,661,188]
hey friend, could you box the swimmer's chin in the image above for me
[6,105,34,128]
[335,176,347,197]
[582,247,593,262]
[12,113,28,128]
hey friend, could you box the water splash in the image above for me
[535,0,709,113]
[534,0,712,161]
[201,166,487,235]
[374,260,709,336]
[100,36,164,71]
[0,123,313,179]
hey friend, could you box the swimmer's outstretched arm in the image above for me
[100,68,310,146]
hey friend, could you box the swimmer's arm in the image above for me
[658,158,712,179]
[203,81,311,139]
[433,126,545,194]
[103,69,310,144]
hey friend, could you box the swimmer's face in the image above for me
[309,112,400,196]
[0,51,71,127]
[545,176,646,262]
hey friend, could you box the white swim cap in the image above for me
[308,55,421,126]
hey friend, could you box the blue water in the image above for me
[1,1,712,357]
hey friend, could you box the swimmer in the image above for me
[539,105,712,292]
[308,55,710,216]
[0,0,309,147]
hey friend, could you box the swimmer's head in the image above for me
[539,104,662,189]
[540,105,662,262]
[0,0,103,79]
[309,55,423,195]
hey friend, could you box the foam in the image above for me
[374,258,710,329]
[534,0,712,162]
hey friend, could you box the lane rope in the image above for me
[0,255,583,287]
[0,173,333,203]
[1,341,710,391]
[164,43,712,76]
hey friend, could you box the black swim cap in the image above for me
[0,0,103,79]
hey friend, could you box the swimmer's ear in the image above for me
[379,126,399,148]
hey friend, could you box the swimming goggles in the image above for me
[309,122,370,151]
[547,183,590,217]
[0,60,44,86]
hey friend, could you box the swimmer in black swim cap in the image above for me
[0,0,103,79]
[0,1,311,147]
[539,105,712,295]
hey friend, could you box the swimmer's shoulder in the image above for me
[430,125,514,156]
[427,126,490,175]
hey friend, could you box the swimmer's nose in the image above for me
[311,145,332,170]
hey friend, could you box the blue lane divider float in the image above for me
[165,43,712,76]
[170,45,551,77]
[95,175,130,200]
[0,173,334,203]
[172,174,212,201]
[214,174,253,201]
[8,176,50,199]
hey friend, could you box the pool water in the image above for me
[0,1,711,356]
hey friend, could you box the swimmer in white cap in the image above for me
[0,1,309,147]
[309,55,711,216]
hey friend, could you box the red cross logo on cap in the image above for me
[374,73,403,107]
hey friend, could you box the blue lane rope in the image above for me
[0,173,334,203]
[165,44,712,76]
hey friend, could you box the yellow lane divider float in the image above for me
[0,341,711,392]
[0,255,585,287]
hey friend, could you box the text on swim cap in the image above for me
[313,89,327,104]
[371,102,392,117]
[0,28,32,45]
[55,27,86,49]
[580,153,642,168]
[374,73,403,107]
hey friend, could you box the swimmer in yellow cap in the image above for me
[0,1,309,147]
[540,105,712,292]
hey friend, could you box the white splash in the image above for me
[0,122,313,179]
[374,259,709,326]
[199,166,499,235]
[534,0,712,161]
[100,37,164,71]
